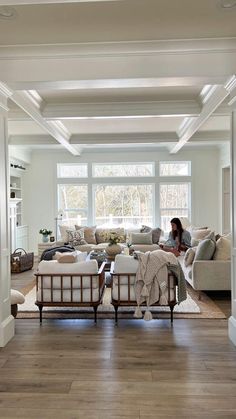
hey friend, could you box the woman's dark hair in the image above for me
[170,217,184,242]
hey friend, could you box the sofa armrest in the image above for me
[191,260,231,291]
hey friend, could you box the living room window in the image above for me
[160,183,191,233]
[159,161,191,176]
[58,184,88,226]
[94,184,154,226]
[92,163,154,177]
[57,163,88,178]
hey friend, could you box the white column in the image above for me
[0,86,14,347]
[229,109,236,345]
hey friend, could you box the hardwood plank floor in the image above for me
[7,267,235,418]
[0,318,236,418]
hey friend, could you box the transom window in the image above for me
[159,161,191,176]
[57,163,88,178]
[93,163,154,177]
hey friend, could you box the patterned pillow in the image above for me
[59,225,75,242]
[75,225,97,244]
[67,229,87,246]
[184,247,196,267]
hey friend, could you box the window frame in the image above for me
[93,182,155,227]
[159,181,191,232]
[92,162,155,178]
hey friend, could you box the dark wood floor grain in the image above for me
[0,318,236,418]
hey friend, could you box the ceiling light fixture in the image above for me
[0,6,17,20]
[220,0,236,8]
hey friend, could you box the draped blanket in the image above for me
[134,250,187,320]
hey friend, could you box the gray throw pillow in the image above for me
[131,232,153,245]
[141,225,162,244]
[195,238,216,261]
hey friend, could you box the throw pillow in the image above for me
[191,238,200,247]
[59,225,75,242]
[184,247,196,267]
[191,228,212,240]
[213,236,231,260]
[195,238,216,261]
[75,225,97,244]
[191,231,215,247]
[141,225,162,244]
[55,251,77,263]
[131,232,153,245]
[67,230,87,247]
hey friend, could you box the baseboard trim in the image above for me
[228,316,236,346]
[0,315,15,347]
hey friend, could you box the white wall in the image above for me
[219,143,231,234]
[22,147,221,253]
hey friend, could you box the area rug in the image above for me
[17,283,226,319]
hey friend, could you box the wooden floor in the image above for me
[4,268,235,418]
[0,317,236,418]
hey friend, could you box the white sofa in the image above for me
[56,225,161,254]
[178,256,231,298]
[35,259,105,323]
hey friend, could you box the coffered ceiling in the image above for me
[0,0,235,156]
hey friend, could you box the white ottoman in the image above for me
[10,289,25,317]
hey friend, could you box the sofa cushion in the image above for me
[10,289,25,305]
[131,232,152,245]
[130,244,160,252]
[195,236,216,261]
[125,227,140,242]
[213,236,231,260]
[75,225,97,245]
[38,259,98,274]
[184,247,196,267]
[67,229,87,246]
[114,254,139,273]
[191,228,212,240]
[140,225,162,244]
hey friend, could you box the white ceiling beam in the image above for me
[8,102,231,121]
[42,101,201,120]
[1,39,236,87]
[171,75,236,153]
[0,82,80,155]
[8,130,230,146]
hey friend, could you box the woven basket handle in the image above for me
[13,248,27,255]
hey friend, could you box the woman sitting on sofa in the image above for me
[160,217,191,257]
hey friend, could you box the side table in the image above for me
[38,241,57,260]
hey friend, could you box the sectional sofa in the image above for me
[57,224,162,253]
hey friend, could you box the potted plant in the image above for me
[102,231,125,258]
[39,228,52,243]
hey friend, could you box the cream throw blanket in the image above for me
[134,250,178,320]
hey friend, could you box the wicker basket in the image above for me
[11,248,34,273]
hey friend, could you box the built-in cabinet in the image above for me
[9,165,28,252]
